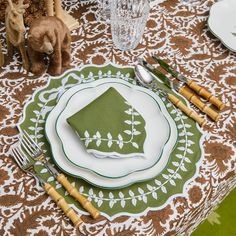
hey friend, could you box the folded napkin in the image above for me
[67,87,147,158]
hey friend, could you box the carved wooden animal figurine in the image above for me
[28,16,71,76]
[5,0,29,70]
[0,40,4,67]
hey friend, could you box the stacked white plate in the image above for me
[45,78,178,189]
[208,0,236,52]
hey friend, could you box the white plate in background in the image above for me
[208,0,236,52]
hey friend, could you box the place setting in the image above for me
[0,0,234,234]
[13,57,222,223]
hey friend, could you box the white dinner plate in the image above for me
[208,0,236,52]
[45,78,178,189]
[55,82,171,178]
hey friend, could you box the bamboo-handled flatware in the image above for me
[138,58,223,122]
[20,130,100,220]
[152,56,225,111]
[11,146,83,228]
[135,64,206,127]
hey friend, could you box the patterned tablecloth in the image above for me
[0,0,235,235]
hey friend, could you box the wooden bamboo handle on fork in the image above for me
[168,94,206,126]
[57,173,100,219]
[44,183,83,228]
[179,86,220,122]
[186,80,225,111]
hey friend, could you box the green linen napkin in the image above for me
[67,87,147,158]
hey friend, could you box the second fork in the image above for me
[11,146,83,228]
[20,130,100,219]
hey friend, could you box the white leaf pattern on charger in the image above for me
[22,67,197,216]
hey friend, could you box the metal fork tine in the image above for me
[23,130,41,151]
[18,147,30,165]
[21,137,35,156]
[22,132,37,155]
[12,148,23,168]
[12,147,28,168]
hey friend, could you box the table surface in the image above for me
[0,0,235,235]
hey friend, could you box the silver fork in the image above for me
[11,146,82,228]
[20,130,100,219]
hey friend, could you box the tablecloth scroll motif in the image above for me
[0,0,235,235]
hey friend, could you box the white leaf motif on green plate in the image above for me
[125,109,132,115]
[129,190,135,197]
[109,192,114,199]
[132,198,137,206]
[133,130,141,135]
[162,174,169,180]
[169,179,176,186]
[132,142,139,149]
[107,133,112,139]
[155,180,161,186]
[146,184,154,191]
[98,191,103,198]
[152,192,158,200]
[118,141,124,149]
[96,131,101,138]
[119,192,124,198]
[161,186,167,193]
[138,187,144,194]
[118,134,123,141]
[56,183,62,189]
[172,162,179,167]
[107,140,113,148]
[121,200,126,208]
[124,130,132,135]
[184,157,191,163]
[85,138,91,147]
[187,148,193,154]
[98,199,103,207]
[40,168,48,174]
[180,164,187,172]
[167,169,175,174]
[133,121,141,125]
[96,139,101,147]
[124,120,132,125]
[47,176,54,182]
[84,130,89,138]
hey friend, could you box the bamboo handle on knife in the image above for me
[179,86,220,122]
[186,80,225,111]
[44,183,83,228]
[168,94,206,126]
[57,174,100,219]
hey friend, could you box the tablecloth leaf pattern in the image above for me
[0,0,235,235]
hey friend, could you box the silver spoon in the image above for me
[134,64,206,127]
[135,64,156,89]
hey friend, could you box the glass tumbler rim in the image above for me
[110,0,150,20]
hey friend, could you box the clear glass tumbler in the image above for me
[95,0,111,23]
[110,0,150,51]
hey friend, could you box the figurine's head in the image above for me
[7,0,29,34]
[28,30,56,55]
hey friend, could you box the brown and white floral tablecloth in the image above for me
[0,0,235,235]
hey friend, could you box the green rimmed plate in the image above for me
[51,79,177,180]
